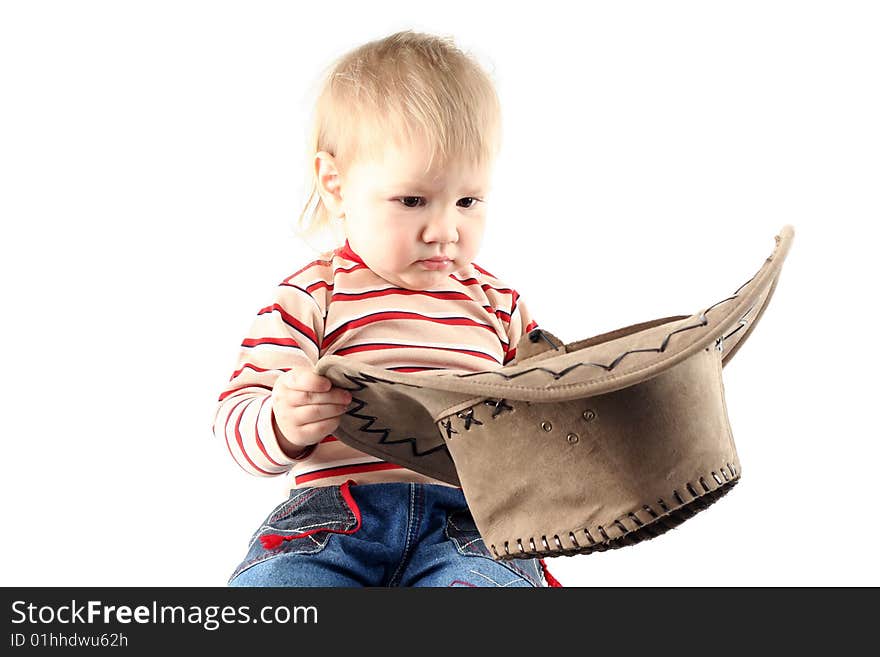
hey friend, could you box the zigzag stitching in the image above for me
[448,293,757,381]
[340,372,449,459]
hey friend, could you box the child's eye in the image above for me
[399,196,424,208]
[396,197,482,209]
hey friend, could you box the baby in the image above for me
[214,30,560,587]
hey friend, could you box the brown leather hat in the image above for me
[315,226,794,560]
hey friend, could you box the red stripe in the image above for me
[222,397,252,475]
[451,275,481,287]
[471,262,497,278]
[324,312,495,348]
[257,303,319,347]
[284,259,331,280]
[253,396,286,468]
[233,398,275,476]
[333,342,500,363]
[230,363,289,379]
[223,397,273,476]
[295,461,403,485]
[305,280,333,294]
[278,280,333,303]
[525,320,538,333]
[218,384,271,402]
[241,337,304,350]
[334,262,370,275]
[331,288,473,303]
[509,289,520,316]
[480,282,513,295]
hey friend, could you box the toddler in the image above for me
[214,30,560,587]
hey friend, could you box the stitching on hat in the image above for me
[338,372,450,458]
[371,297,760,415]
[489,463,741,561]
[449,296,753,389]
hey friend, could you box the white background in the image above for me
[1,1,877,587]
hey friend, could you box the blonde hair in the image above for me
[295,29,503,251]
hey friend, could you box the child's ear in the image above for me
[315,151,345,217]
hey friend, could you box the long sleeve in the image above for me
[502,289,540,365]
[212,279,326,477]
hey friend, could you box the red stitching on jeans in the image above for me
[449,580,477,587]
[259,480,362,550]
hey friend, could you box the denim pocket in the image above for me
[445,508,546,587]
[228,480,362,583]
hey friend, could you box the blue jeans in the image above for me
[227,481,550,587]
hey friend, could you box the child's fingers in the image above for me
[293,416,344,443]
[279,388,353,409]
[291,402,350,425]
[278,370,352,405]
[281,368,332,392]
[275,404,347,442]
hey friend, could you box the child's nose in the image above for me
[421,209,460,244]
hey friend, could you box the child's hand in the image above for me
[271,365,353,457]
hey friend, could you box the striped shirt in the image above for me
[212,239,539,490]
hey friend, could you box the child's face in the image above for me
[317,138,492,290]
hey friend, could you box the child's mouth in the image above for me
[417,258,453,270]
